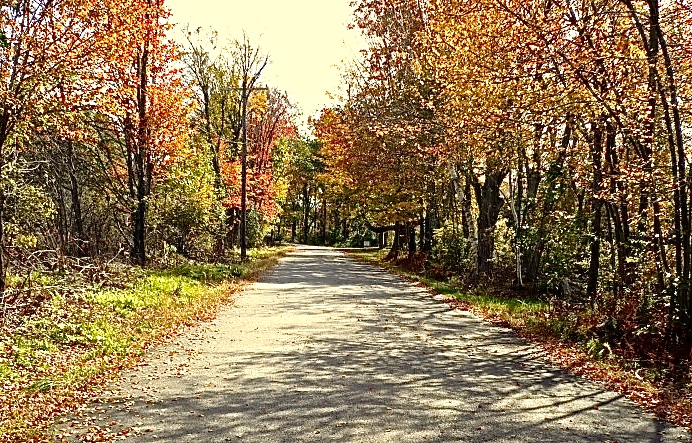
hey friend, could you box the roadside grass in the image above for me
[0,246,292,442]
[350,249,692,428]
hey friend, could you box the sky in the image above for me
[165,0,366,132]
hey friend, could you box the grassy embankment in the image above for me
[0,246,292,441]
[350,249,692,429]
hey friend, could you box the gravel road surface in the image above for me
[53,246,691,442]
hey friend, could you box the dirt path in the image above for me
[53,246,690,442]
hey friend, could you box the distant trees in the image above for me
[182,31,297,255]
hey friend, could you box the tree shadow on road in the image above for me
[55,248,689,442]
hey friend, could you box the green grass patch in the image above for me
[0,245,292,441]
[160,263,243,282]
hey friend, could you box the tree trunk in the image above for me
[422,208,436,253]
[386,222,403,260]
[522,119,572,284]
[419,213,426,252]
[321,198,327,246]
[449,162,476,243]
[302,184,310,244]
[132,198,146,265]
[125,17,152,267]
[587,120,605,303]
[407,222,416,259]
[0,187,5,295]
[603,120,630,291]
[473,169,507,278]
[66,141,88,257]
[657,8,692,350]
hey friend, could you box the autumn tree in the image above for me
[183,27,242,193]
[97,0,190,265]
[318,0,692,367]
[182,32,300,253]
[317,0,443,258]
[0,0,126,290]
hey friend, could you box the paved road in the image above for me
[54,246,690,442]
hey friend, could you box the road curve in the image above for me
[54,246,690,442]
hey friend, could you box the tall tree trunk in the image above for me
[302,184,310,244]
[522,119,572,284]
[656,9,692,349]
[131,40,150,266]
[66,141,88,257]
[132,199,147,265]
[587,120,605,303]
[0,108,11,295]
[604,121,630,291]
[407,222,416,259]
[321,198,327,246]
[386,222,403,260]
[449,161,476,243]
[473,169,507,278]
[0,186,5,296]
[419,213,426,252]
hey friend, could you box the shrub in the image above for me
[431,222,474,274]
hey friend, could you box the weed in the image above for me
[586,338,613,361]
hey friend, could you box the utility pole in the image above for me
[240,78,249,261]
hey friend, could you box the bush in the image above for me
[245,208,271,248]
[431,222,474,274]
[5,178,56,251]
[149,155,224,259]
[492,217,517,276]
[526,211,585,295]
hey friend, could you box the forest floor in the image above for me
[43,246,690,442]
[0,246,292,442]
[349,248,692,432]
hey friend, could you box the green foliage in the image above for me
[523,211,585,293]
[431,222,474,273]
[246,208,270,247]
[491,218,515,272]
[586,338,613,361]
[149,151,224,258]
[0,30,8,48]
[161,263,243,281]
[87,273,207,315]
[4,168,56,249]
[276,138,327,242]
[345,229,377,248]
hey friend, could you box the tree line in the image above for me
[1,1,298,315]
[307,0,692,372]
